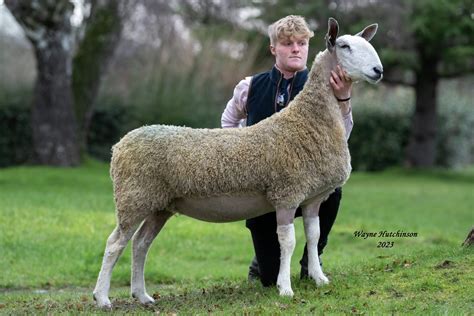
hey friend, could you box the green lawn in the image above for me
[0,160,472,314]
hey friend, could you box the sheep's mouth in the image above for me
[365,74,382,84]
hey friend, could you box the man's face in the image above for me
[270,35,309,73]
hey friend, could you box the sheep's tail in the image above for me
[110,144,118,180]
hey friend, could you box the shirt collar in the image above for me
[270,65,308,88]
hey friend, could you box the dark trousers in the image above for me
[246,187,342,287]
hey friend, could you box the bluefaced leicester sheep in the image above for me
[93,18,383,308]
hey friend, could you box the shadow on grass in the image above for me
[1,280,280,314]
[110,280,277,314]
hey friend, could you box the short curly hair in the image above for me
[268,15,314,46]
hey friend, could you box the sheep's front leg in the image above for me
[276,207,297,296]
[302,201,329,286]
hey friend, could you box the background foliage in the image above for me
[1,78,474,170]
[1,1,473,170]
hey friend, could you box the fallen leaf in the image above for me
[435,260,455,269]
[35,304,44,309]
[275,302,288,309]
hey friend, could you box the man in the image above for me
[221,15,353,286]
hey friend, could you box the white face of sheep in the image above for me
[326,18,383,84]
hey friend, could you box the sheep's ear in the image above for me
[325,17,339,52]
[355,23,378,41]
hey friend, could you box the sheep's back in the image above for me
[110,106,351,210]
[111,124,276,199]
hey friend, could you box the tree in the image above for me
[401,0,473,167]
[5,0,127,166]
[73,1,125,155]
[370,0,474,167]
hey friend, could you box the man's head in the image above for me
[268,15,314,74]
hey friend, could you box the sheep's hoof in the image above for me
[314,273,330,286]
[93,293,112,309]
[278,287,294,297]
[132,292,155,305]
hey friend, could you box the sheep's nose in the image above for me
[373,66,383,77]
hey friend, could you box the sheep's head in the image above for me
[325,18,383,84]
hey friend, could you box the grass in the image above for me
[0,160,473,314]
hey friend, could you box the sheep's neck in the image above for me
[298,49,339,115]
[311,49,338,90]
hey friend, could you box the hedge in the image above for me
[0,96,32,167]
[1,97,473,170]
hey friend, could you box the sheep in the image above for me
[93,18,383,308]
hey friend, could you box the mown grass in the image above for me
[0,160,473,314]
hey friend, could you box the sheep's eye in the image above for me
[341,44,350,49]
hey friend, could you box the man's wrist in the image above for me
[336,96,351,102]
[337,98,351,115]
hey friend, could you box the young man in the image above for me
[221,15,353,286]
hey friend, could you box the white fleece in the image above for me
[276,224,296,296]
[303,216,329,286]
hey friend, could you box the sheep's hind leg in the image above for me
[93,223,139,308]
[131,211,172,304]
[275,207,297,296]
[302,201,329,286]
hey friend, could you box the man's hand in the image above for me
[330,65,352,115]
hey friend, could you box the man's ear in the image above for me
[270,45,276,56]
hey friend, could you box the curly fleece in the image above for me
[111,49,351,229]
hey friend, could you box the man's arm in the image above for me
[221,77,251,128]
[330,65,353,139]
[339,101,354,140]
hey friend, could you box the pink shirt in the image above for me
[221,77,354,140]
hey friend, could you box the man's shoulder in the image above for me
[252,69,272,78]
[250,69,272,85]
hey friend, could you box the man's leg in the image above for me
[246,212,280,287]
[300,187,342,278]
[248,256,260,281]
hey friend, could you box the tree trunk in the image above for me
[6,0,124,165]
[31,36,80,166]
[73,1,123,156]
[405,54,439,168]
[6,0,80,166]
